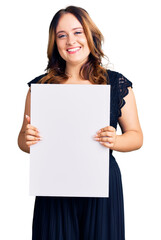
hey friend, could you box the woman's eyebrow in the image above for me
[56,27,83,35]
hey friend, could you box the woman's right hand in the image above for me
[25,115,42,147]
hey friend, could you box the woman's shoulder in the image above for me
[106,69,133,117]
[107,69,123,84]
[107,69,118,79]
[27,73,47,88]
[106,69,133,88]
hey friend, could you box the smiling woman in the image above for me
[37,6,109,84]
[55,13,91,72]
[17,5,143,240]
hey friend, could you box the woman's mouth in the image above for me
[67,47,81,54]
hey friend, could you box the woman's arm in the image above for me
[112,87,143,152]
[94,87,143,152]
[17,88,31,153]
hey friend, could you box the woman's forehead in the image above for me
[56,13,82,33]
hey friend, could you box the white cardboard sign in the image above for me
[29,84,110,197]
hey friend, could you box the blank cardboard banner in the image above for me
[30,84,110,197]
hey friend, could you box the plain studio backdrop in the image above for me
[0,0,160,239]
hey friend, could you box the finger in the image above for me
[94,136,113,143]
[26,128,41,137]
[95,131,113,138]
[26,123,39,133]
[26,134,42,141]
[97,126,115,133]
[25,115,30,124]
[100,137,113,143]
[26,140,39,146]
[99,141,114,148]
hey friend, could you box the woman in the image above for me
[18,5,143,240]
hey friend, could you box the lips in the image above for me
[66,47,81,52]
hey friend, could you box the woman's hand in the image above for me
[25,115,42,147]
[93,126,117,149]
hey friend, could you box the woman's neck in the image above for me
[65,63,82,80]
[61,78,92,84]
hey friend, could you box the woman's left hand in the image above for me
[93,126,117,149]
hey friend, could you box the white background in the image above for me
[0,0,160,239]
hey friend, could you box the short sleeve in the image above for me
[27,73,47,88]
[117,72,133,118]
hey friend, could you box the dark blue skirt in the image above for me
[32,155,125,240]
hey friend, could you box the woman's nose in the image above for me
[66,34,76,45]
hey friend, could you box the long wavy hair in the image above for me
[39,5,110,85]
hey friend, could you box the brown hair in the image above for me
[39,5,110,85]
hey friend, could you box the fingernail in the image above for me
[94,137,99,140]
[97,130,101,134]
[25,115,29,119]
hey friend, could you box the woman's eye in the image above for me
[75,31,82,35]
[58,34,66,39]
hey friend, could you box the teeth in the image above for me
[67,47,80,52]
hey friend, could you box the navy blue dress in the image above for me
[27,69,133,240]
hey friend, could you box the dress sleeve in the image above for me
[27,74,47,88]
[117,72,133,118]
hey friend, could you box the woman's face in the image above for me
[55,13,90,67]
